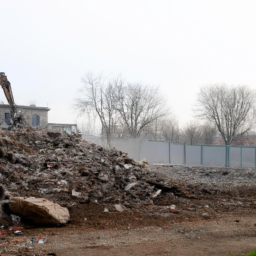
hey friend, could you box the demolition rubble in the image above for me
[1,128,256,255]
[0,127,182,225]
[0,127,256,228]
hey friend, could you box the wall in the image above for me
[0,104,49,127]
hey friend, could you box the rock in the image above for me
[72,189,81,197]
[125,182,137,191]
[124,164,132,169]
[114,204,124,212]
[9,197,70,225]
[152,189,162,198]
[98,172,109,182]
[47,130,61,138]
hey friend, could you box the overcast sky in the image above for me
[1,0,256,129]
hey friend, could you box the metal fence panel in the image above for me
[82,134,256,169]
[230,147,241,168]
[186,145,201,165]
[203,146,226,167]
[242,147,255,168]
[112,138,141,160]
[141,141,169,163]
[170,144,184,165]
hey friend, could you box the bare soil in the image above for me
[1,206,256,255]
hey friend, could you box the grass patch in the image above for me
[231,249,256,256]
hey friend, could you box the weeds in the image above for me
[231,250,256,256]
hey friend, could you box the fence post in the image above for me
[184,143,186,165]
[139,139,142,162]
[201,145,203,165]
[240,146,242,168]
[225,145,230,167]
[169,142,171,164]
[254,147,256,169]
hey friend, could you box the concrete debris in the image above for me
[0,128,176,212]
[9,197,70,225]
[0,127,253,228]
[152,189,162,198]
[72,189,81,197]
[114,204,124,212]
[124,182,138,191]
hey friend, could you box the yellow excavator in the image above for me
[0,72,25,127]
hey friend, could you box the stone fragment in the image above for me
[124,164,132,169]
[114,204,124,212]
[98,172,109,182]
[9,197,70,225]
[47,130,61,138]
[152,189,162,198]
[72,189,81,197]
[125,182,137,191]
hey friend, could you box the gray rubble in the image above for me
[0,128,177,213]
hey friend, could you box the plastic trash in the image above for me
[104,207,109,212]
[170,205,176,210]
[14,230,22,235]
[38,235,44,244]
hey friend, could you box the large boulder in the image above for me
[9,197,69,225]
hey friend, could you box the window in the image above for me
[32,114,40,127]
[5,113,10,125]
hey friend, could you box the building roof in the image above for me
[0,104,50,111]
[48,123,77,126]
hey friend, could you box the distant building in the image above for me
[0,104,50,128]
[48,123,78,134]
[0,104,78,134]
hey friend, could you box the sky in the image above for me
[1,0,256,129]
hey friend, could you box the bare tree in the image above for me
[114,83,169,138]
[196,84,256,145]
[183,121,202,144]
[159,117,180,142]
[200,122,216,144]
[29,100,37,106]
[74,73,119,147]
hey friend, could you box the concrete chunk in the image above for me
[9,197,69,225]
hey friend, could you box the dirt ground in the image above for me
[1,163,256,256]
[1,208,256,256]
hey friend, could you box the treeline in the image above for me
[75,73,256,147]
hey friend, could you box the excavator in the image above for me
[0,72,25,127]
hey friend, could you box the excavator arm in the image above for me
[0,72,18,124]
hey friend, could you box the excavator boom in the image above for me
[0,72,19,124]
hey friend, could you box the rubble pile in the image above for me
[0,128,182,217]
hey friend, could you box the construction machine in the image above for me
[0,72,25,127]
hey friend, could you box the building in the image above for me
[0,104,50,128]
[0,104,78,134]
[48,123,78,134]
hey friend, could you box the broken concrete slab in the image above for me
[9,197,69,225]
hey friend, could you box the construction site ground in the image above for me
[2,166,256,256]
[1,195,256,256]
[0,129,256,255]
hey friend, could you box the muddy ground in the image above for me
[1,164,256,256]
